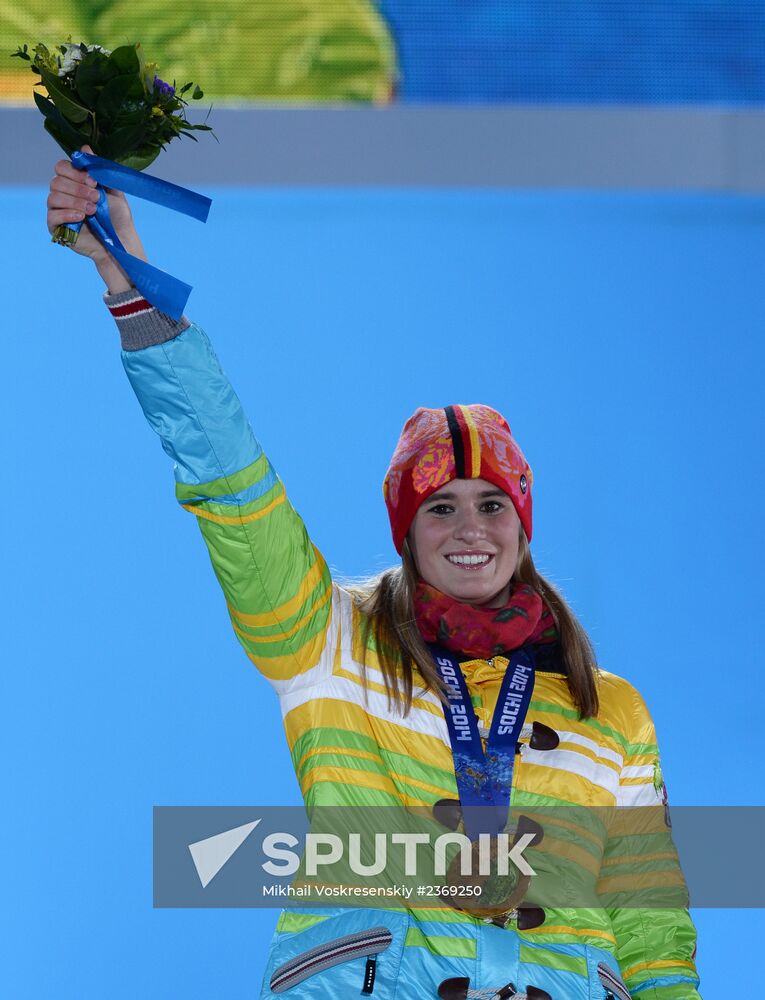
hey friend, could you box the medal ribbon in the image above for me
[66,151,212,320]
[430,645,535,841]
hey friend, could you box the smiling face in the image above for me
[409,478,521,608]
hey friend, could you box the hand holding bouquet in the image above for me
[47,144,139,265]
[15,40,213,318]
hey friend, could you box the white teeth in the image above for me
[447,554,490,566]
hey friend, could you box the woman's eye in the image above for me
[427,504,453,516]
[481,501,503,514]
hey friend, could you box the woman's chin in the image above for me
[443,582,507,607]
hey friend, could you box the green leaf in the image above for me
[35,91,91,151]
[99,123,146,160]
[33,90,57,120]
[108,45,141,77]
[114,104,147,128]
[117,145,161,170]
[43,118,71,156]
[39,67,91,124]
[11,46,31,61]
[75,51,119,106]
[179,82,193,94]
[96,74,146,123]
[43,116,89,157]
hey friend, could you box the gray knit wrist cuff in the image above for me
[104,289,190,350]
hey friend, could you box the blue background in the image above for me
[2,187,763,996]
[379,0,765,103]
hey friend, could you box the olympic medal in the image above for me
[444,834,530,918]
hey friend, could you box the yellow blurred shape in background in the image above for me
[1,0,398,104]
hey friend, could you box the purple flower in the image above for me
[153,75,175,96]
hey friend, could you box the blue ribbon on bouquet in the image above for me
[65,151,212,320]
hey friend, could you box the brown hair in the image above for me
[349,528,599,719]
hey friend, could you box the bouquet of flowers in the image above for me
[12,40,212,169]
[12,39,214,319]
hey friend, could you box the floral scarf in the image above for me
[413,580,558,659]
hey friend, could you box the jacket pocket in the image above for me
[597,962,632,1000]
[270,925,393,993]
[262,909,408,998]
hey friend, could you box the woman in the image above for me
[47,155,701,999]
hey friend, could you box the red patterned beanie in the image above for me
[383,404,533,554]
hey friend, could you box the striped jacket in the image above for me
[117,306,701,1000]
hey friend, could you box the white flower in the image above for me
[58,43,111,77]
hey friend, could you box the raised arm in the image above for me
[47,153,334,689]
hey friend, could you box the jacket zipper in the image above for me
[597,962,632,1000]
[270,926,392,994]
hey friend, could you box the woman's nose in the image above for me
[453,509,484,541]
